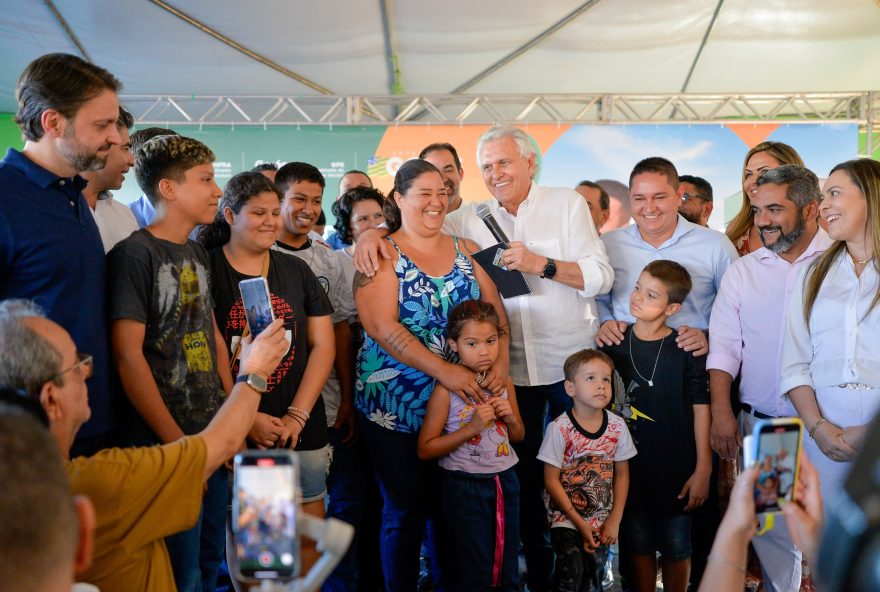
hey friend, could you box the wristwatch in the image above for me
[541,257,557,279]
[236,373,268,393]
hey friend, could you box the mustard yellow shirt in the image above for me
[66,436,207,592]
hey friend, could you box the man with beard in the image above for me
[707,164,830,592]
[0,53,122,457]
[678,175,714,227]
[419,142,465,212]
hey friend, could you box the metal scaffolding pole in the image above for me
[123,92,874,130]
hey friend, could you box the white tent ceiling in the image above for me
[1,0,879,116]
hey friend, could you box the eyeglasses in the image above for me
[52,352,93,382]
[682,192,710,203]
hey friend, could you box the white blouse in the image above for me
[780,250,880,395]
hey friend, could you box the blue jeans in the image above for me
[622,510,693,562]
[442,467,520,592]
[323,424,366,592]
[358,414,446,592]
[165,467,227,592]
[513,380,570,592]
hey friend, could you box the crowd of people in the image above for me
[1,52,879,592]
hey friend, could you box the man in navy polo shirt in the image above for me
[0,53,123,456]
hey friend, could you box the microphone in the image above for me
[474,203,510,246]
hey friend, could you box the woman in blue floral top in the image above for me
[353,159,508,590]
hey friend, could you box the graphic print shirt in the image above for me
[108,229,224,438]
[209,248,333,451]
[538,410,636,529]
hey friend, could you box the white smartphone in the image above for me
[232,450,301,581]
[239,277,274,337]
[743,417,804,514]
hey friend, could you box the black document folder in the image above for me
[471,243,533,299]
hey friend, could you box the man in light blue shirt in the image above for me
[596,157,737,350]
[596,157,737,589]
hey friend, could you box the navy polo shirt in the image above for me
[0,148,114,438]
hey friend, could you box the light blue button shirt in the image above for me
[597,215,738,329]
[129,194,202,241]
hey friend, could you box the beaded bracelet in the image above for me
[809,418,828,439]
[287,405,310,420]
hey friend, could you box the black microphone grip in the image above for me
[474,203,510,246]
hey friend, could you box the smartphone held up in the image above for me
[743,417,804,514]
[232,450,301,581]
[239,277,275,337]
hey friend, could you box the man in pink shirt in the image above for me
[707,164,831,592]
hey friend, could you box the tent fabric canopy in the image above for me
[1,0,879,115]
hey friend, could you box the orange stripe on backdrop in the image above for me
[370,125,571,202]
[726,123,781,149]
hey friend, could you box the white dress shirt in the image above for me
[708,229,833,416]
[443,184,614,386]
[780,249,880,395]
[91,195,139,253]
[597,216,738,329]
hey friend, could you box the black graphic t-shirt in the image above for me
[108,229,225,441]
[601,325,709,515]
[209,248,333,450]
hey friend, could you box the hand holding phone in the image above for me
[743,418,804,514]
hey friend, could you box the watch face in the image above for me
[239,373,268,392]
[249,374,268,392]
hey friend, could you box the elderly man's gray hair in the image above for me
[476,125,538,164]
[0,299,60,399]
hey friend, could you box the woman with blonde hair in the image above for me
[727,141,804,256]
[781,158,880,502]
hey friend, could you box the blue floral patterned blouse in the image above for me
[355,236,481,433]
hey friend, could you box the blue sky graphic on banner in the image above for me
[540,124,857,229]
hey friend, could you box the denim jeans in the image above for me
[165,467,228,592]
[441,467,520,592]
[513,380,570,592]
[622,510,693,562]
[358,414,446,592]
[550,528,609,592]
[323,424,366,592]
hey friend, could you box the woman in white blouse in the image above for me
[781,158,880,501]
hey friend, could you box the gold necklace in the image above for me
[848,250,872,266]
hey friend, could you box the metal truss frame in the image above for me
[123,91,880,156]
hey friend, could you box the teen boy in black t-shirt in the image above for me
[601,259,710,592]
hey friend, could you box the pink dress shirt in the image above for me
[707,229,833,417]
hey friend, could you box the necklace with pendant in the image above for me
[629,331,665,387]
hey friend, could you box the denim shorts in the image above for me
[298,445,332,503]
[623,510,693,562]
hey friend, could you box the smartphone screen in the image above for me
[233,451,300,580]
[751,419,803,514]
[239,278,274,337]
